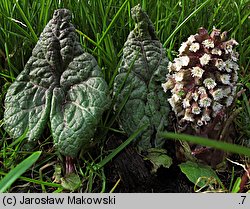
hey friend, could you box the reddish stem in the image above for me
[239,167,250,193]
[65,156,75,174]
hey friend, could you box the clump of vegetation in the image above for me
[0,0,249,193]
[2,8,111,190]
[3,9,110,164]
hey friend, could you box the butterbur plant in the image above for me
[3,9,110,173]
[114,5,170,151]
[162,27,239,166]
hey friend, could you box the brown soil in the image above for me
[104,134,193,192]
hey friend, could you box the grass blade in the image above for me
[0,151,41,192]
[163,0,210,47]
[15,0,38,42]
[160,132,250,157]
[96,124,148,169]
[231,177,241,193]
[94,0,129,51]
[0,171,62,188]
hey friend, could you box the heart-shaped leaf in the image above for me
[4,9,110,157]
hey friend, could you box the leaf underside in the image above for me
[4,9,110,157]
[114,5,169,150]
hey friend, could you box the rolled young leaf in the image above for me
[4,9,110,157]
[114,5,169,150]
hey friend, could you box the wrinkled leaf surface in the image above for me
[114,5,169,150]
[4,9,110,157]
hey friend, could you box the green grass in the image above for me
[0,0,250,193]
[160,132,250,158]
[0,151,41,192]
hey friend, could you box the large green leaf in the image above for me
[113,5,169,150]
[4,9,110,157]
[0,151,41,193]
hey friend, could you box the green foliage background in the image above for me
[0,0,249,192]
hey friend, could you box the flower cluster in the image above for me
[162,27,239,129]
